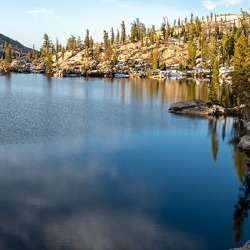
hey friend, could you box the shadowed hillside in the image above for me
[0,33,31,53]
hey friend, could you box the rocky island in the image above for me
[169,99,227,116]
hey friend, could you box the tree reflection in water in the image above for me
[228,119,248,182]
[232,169,250,244]
[208,117,219,162]
[230,119,250,244]
[227,119,249,244]
[208,117,250,244]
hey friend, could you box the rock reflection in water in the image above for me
[207,116,250,245]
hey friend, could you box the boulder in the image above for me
[229,240,250,250]
[0,69,6,75]
[169,99,225,116]
[238,135,250,151]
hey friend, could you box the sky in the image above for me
[1,0,249,49]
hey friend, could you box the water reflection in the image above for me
[0,75,248,249]
[208,117,219,162]
[207,117,248,169]
[229,120,248,182]
[0,141,205,250]
[228,120,250,244]
[233,169,250,244]
[110,77,211,105]
[208,116,250,244]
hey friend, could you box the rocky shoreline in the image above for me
[6,40,233,81]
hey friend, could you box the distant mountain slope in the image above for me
[0,33,31,53]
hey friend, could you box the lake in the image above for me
[0,74,249,250]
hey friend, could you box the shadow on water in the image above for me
[229,120,250,245]
[232,167,250,245]
[209,116,250,245]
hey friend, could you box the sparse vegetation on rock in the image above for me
[1,10,250,115]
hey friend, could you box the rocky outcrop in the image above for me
[169,99,226,116]
[46,42,188,78]
[238,136,250,151]
[229,240,250,250]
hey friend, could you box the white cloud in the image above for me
[203,0,243,10]
[25,8,53,15]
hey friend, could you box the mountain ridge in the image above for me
[0,33,31,53]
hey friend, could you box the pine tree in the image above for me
[89,36,94,49]
[161,18,166,41]
[5,44,12,65]
[61,47,65,61]
[55,38,61,53]
[130,18,141,41]
[26,51,31,63]
[165,21,170,42]
[40,33,54,75]
[77,36,82,49]
[221,33,229,65]
[103,30,109,49]
[66,35,76,51]
[3,44,13,72]
[187,40,196,67]
[84,29,90,49]
[152,49,159,71]
[208,35,218,69]
[42,33,50,54]
[232,33,250,105]
[116,29,120,43]
[148,25,155,44]
[103,30,112,60]
[110,27,114,45]
[121,21,126,44]
[140,23,146,46]
[130,22,137,42]
[201,36,209,68]
[209,57,219,102]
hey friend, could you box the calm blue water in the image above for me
[0,74,249,250]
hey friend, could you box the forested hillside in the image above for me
[1,10,250,108]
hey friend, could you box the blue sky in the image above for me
[2,0,249,49]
